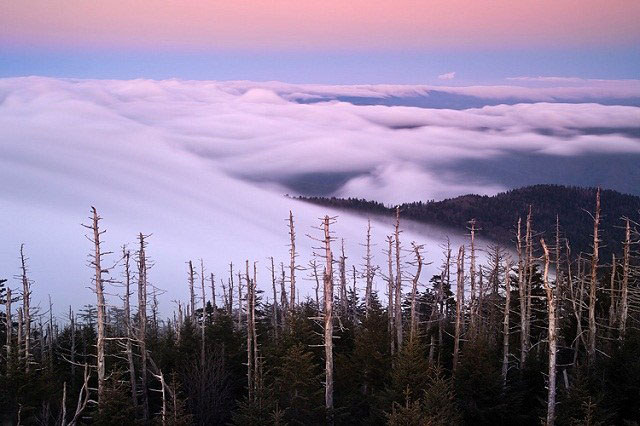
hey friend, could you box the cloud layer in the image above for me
[1,76,639,312]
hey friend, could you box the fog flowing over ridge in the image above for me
[1,76,639,311]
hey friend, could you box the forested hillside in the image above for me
[1,190,639,425]
[299,184,640,258]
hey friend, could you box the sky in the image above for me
[1,0,639,83]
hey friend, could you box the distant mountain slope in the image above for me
[298,185,640,257]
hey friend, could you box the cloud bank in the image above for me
[1,76,639,312]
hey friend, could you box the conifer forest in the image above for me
[1,188,639,426]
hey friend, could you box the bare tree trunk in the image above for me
[541,239,557,426]
[228,262,234,317]
[322,216,335,426]
[246,261,253,400]
[516,218,528,367]
[394,207,403,351]
[17,307,23,362]
[122,247,138,410]
[238,272,243,329]
[409,243,423,344]
[439,242,451,364]
[310,260,321,311]
[524,208,534,362]
[339,239,348,316]
[200,259,207,369]
[588,188,600,362]
[252,262,259,391]
[364,219,374,316]
[137,233,150,421]
[619,218,630,340]
[386,236,395,356]
[270,257,278,339]
[210,273,217,320]
[279,263,288,329]
[188,261,196,323]
[19,244,31,372]
[5,287,11,361]
[289,210,297,312]
[608,254,617,341]
[502,259,513,390]
[468,220,478,335]
[453,245,465,375]
[85,208,107,406]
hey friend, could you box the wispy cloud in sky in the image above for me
[438,72,456,80]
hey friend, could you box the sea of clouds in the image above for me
[1,76,639,314]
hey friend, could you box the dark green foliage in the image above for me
[298,184,640,258]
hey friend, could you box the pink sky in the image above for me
[2,0,639,50]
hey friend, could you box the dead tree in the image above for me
[200,259,207,368]
[210,273,217,319]
[364,219,374,316]
[279,262,288,329]
[5,287,11,360]
[237,271,243,329]
[409,243,424,344]
[228,263,234,317]
[516,217,528,367]
[619,218,631,340]
[541,239,557,426]
[246,261,254,400]
[17,307,23,362]
[83,207,109,406]
[137,233,150,421]
[608,254,617,340]
[394,207,403,351]
[310,259,321,311]
[61,364,91,426]
[453,245,465,375]
[339,239,348,316]
[19,244,32,372]
[122,247,137,410]
[270,257,278,338]
[468,219,478,334]
[588,188,600,361]
[288,210,298,312]
[322,216,335,425]
[386,236,395,356]
[501,258,513,391]
[188,261,196,323]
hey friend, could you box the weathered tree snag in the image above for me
[588,188,600,362]
[270,257,279,339]
[245,260,253,400]
[122,247,137,410]
[228,262,234,317]
[310,259,321,311]
[210,273,217,319]
[237,271,243,329]
[468,219,478,335]
[188,261,196,323]
[5,287,11,360]
[84,207,108,406]
[19,244,31,372]
[364,219,374,316]
[279,262,288,330]
[386,236,395,356]
[608,254,617,341]
[409,243,423,344]
[289,210,297,312]
[453,245,465,376]
[322,216,335,426]
[619,218,630,340]
[394,208,403,351]
[200,259,207,369]
[339,239,348,315]
[541,239,557,426]
[137,233,150,421]
[502,259,513,391]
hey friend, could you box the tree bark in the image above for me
[453,245,465,375]
[541,239,557,426]
[137,233,150,421]
[19,244,31,372]
[619,218,630,340]
[588,188,600,362]
[394,207,403,351]
[323,216,335,425]
[122,247,138,410]
[409,243,423,344]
